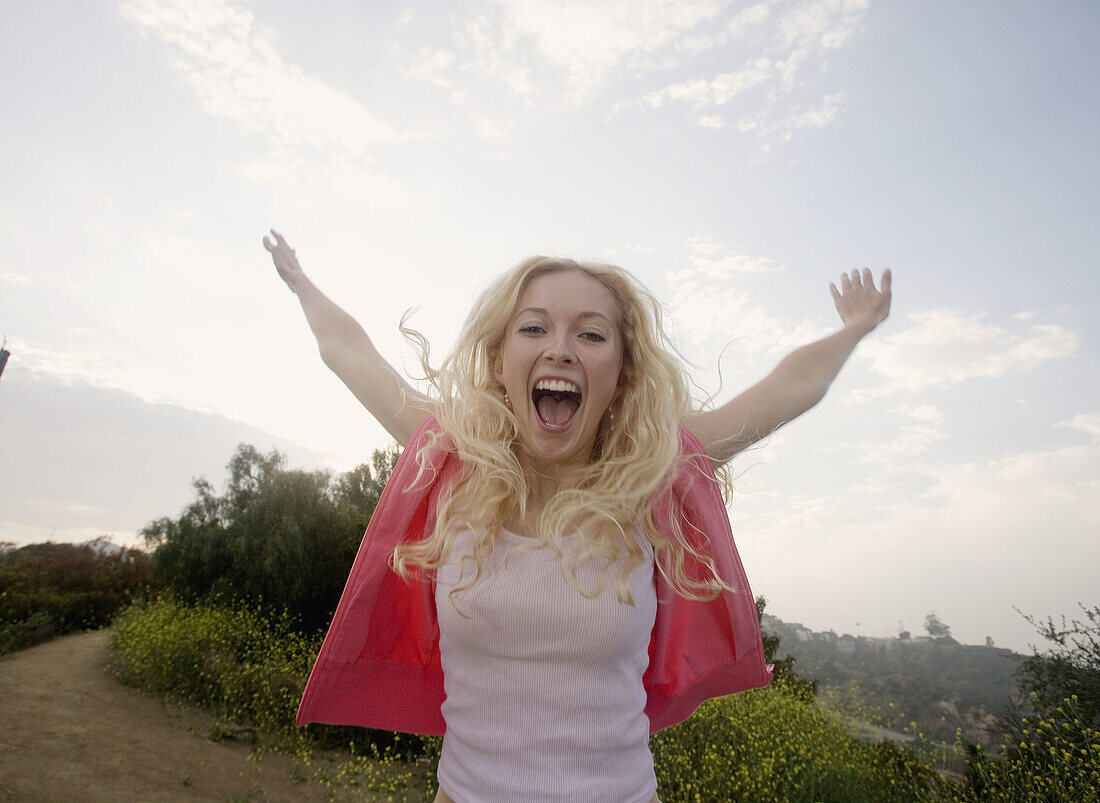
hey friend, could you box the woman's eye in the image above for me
[580,332,606,342]
[519,324,545,334]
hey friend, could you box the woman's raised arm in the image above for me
[682,268,891,465]
[263,230,434,446]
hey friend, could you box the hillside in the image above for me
[763,614,1023,747]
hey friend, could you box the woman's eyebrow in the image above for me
[514,307,548,318]
[576,311,613,324]
[515,307,613,324]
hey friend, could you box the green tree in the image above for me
[924,611,952,640]
[335,448,400,532]
[143,443,399,632]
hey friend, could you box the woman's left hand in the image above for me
[830,268,892,336]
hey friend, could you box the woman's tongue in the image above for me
[536,395,579,427]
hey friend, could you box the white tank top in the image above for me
[435,526,658,802]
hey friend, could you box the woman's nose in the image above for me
[544,334,575,363]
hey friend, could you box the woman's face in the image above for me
[494,270,624,470]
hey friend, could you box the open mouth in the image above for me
[532,378,581,428]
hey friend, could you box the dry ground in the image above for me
[0,631,412,802]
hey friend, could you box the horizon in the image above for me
[2,0,1097,656]
[1,534,1040,655]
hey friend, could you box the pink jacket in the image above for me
[297,416,771,734]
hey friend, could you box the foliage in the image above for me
[644,597,944,801]
[925,611,953,640]
[954,696,1099,801]
[109,595,437,797]
[1015,604,1100,731]
[116,595,946,801]
[0,538,155,654]
[650,678,945,802]
[953,604,1100,800]
[142,444,398,633]
[110,595,317,730]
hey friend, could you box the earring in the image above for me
[502,390,512,410]
[607,408,617,432]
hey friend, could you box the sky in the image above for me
[1,0,1097,654]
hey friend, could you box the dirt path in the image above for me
[0,631,378,802]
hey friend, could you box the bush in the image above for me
[110,595,321,731]
[109,595,434,796]
[0,610,55,654]
[650,678,944,802]
[109,593,435,754]
[0,539,155,654]
[956,697,1099,801]
[952,604,1100,801]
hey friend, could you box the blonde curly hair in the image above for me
[393,256,730,605]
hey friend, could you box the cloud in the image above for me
[1,273,30,287]
[611,0,869,150]
[406,46,459,87]
[604,240,657,259]
[784,91,846,131]
[115,0,419,194]
[681,235,786,275]
[1058,412,1100,442]
[911,440,1100,528]
[667,258,828,359]
[776,0,869,53]
[401,0,863,148]
[615,58,772,112]
[404,1,725,113]
[5,339,135,389]
[849,310,1080,399]
[495,0,728,101]
[860,404,945,462]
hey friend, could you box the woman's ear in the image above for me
[492,351,503,385]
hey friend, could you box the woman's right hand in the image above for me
[263,229,305,291]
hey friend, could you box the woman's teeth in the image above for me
[534,378,579,394]
[531,379,582,427]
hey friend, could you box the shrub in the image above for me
[951,604,1100,800]
[955,697,1099,801]
[110,595,319,730]
[0,610,55,654]
[650,678,944,802]
[110,595,432,796]
[0,539,155,654]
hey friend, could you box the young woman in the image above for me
[263,231,891,802]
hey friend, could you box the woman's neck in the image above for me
[504,456,583,536]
